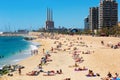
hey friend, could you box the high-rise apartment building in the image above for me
[99,0,118,29]
[84,16,89,30]
[89,7,99,31]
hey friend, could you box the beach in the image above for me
[1,32,120,80]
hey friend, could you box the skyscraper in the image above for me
[89,7,99,31]
[99,0,118,29]
[45,8,54,30]
[84,16,89,30]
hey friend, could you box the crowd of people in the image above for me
[31,49,38,55]
[101,40,120,49]
[3,33,120,80]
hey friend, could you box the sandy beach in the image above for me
[1,32,120,80]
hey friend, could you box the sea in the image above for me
[0,36,39,68]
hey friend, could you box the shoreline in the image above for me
[0,36,40,68]
[1,32,120,80]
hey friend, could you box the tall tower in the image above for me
[89,7,99,31]
[45,8,54,30]
[84,16,89,30]
[99,0,118,29]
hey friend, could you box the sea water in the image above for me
[0,36,39,68]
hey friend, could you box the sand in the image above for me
[1,32,120,80]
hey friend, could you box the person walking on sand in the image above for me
[101,41,104,45]
[43,48,45,54]
[18,67,21,75]
[51,47,53,52]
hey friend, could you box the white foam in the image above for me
[30,45,38,50]
[0,42,40,68]
[12,59,22,62]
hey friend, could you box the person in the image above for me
[35,50,38,55]
[59,69,62,74]
[75,63,78,67]
[107,72,112,78]
[101,41,104,45]
[78,67,82,71]
[114,73,119,78]
[43,48,45,54]
[47,71,50,75]
[56,69,62,74]
[0,56,4,59]
[87,70,95,76]
[51,47,53,52]
[83,66,86,70]
[18,67,21,75]
[38,63,42,69]
[56,70,59,74]
[80,37,82,40]
[64,78,71,80]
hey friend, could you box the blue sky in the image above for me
[0,0,119,32]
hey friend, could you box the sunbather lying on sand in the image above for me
[75,57,84,63]
[74,66,87,71]
[101,72,119,80]
[101,77,112,80]
[64,78,71,80]
[26,71,39,76]
[43,70,55,76]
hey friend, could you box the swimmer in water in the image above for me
[0,55,4,59]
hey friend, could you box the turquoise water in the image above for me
[0,36,35,68]
[0,36,29,58]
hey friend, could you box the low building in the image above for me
[17,30,29,34]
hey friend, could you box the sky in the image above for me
[0,0,119,32]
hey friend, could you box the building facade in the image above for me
[99,0,118,29]
[89,7,99,31]
[84,16,89,30]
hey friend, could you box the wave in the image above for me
[0,41,40,68]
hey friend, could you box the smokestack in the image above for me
[46,8,53,21]
[51,9,53,21]
[47,8,48,21]
[49,8,51,21]
[100,0,102,2]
